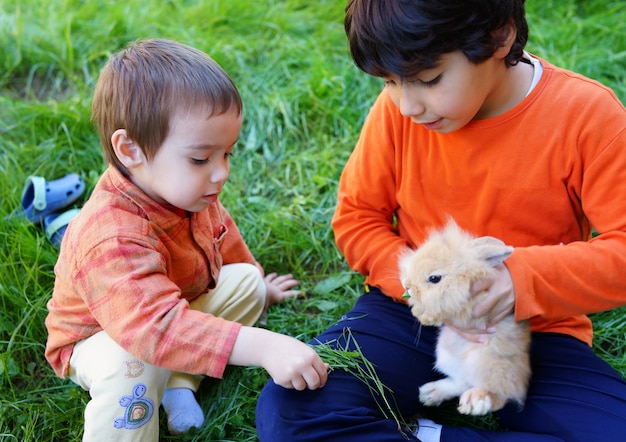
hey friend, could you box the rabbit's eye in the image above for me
[428,274,442,284]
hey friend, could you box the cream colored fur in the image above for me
[399,220,531,416]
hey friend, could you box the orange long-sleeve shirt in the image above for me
[45,167,261,378]
[332,58,626,346]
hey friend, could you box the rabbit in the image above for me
[399,219,531,416]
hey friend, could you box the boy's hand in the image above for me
[445,264,516,343]
[261,333,330,390]
[264,272,303,309]
[229,327,329,390]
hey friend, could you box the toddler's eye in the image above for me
[191,158,209,165]
[427,274,442,284]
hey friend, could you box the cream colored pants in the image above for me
[68,263,265,441]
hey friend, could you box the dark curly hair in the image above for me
[345,0,528,78]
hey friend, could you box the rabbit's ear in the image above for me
[470,236,514,267]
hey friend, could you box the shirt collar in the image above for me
[106,166,190,228]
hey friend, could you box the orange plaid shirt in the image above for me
[45,167,260,379]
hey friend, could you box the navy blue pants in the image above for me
[256,288,626,441]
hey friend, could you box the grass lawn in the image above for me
[1,0,625,440]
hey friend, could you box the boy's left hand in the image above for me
[470,263,516,326]
[264,272,303,311]
[445,263,516,343]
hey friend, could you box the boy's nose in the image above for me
[210,160,230,183]
[398,87,426,118]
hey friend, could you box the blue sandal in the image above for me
[15,173,85,224]
[44,208,81,247]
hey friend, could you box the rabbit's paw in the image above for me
[419,380,456,407]
[457,388,494,415]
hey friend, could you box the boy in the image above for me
[44,39,329,441]
[256,1,626,441]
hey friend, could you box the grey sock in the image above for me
[161,388,205,434]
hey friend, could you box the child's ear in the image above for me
[111,129,145,169]
[492,21,517,59]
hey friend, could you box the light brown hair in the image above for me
[91,38,242,176]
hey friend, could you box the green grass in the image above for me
[1,0,625,440]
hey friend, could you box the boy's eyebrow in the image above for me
[184,143,215,151]
[183,139,239,151]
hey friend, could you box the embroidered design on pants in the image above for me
[124,359,145,378]
[114,383,154,429]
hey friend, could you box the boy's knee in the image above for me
[256,381,289,438]
[231,262,266,306]
[236,262,264,285]
[207,263,266,324]
[257,382,329,441]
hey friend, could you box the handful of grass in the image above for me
[311,328,407,435]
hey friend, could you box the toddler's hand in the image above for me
[264,272,303,309]
[260,333,330,390]
[229,327,329,390]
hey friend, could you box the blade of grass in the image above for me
[312,327,409,437]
